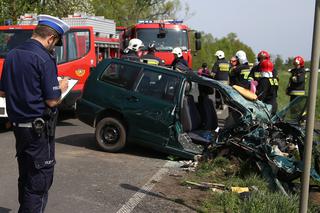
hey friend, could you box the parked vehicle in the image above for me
[76,58,272,159]
[0,13,120,116]
[119,20,201,67]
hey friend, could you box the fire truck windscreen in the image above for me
[0,30,33,58]
[136,29,188,51]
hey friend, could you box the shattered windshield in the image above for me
[0,30,33,58]
[275,96,307,123]
[136,28,189,51]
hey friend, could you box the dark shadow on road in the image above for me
[120,183,198,211]
[55,133,168,160]
[57,120,77,127]
[0,207,11,213]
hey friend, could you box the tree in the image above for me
[91,0,182,26]
[274,54,283,71]
[0,0,94,24]
[191,32,256,70]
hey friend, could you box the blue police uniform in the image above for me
[0,15,69,213]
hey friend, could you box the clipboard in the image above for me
[57,77,78,100]
[0,78,78,117]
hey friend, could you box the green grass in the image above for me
[186,157,320,213]
[277,70,320,120]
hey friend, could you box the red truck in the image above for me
[0,13,120,117]
[119,19,201,67]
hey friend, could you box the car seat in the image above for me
[198,85,218,130]
[180,82,212,145]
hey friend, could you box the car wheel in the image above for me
[95,117,126,152]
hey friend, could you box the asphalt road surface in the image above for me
[0,116,195,213]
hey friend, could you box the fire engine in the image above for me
[120,19,201,67]
[0,13,120,116]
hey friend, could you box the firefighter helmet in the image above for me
[293,56,305,67]
[257,50,270,61]
[215,50,225,59]
[260,60,274,73]
[235,50,248,64]
[128,38,144,52]
[172,47,183,57]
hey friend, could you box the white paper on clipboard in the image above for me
[0,97,8,117]
[57,77,78,100]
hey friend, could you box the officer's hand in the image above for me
[59,78,69,93]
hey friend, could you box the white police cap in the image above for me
[37,14,70,36]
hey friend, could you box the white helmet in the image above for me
[235,50,248,64]
[215,50,225,59]
[172,47,183,57]
[128,38,144,52]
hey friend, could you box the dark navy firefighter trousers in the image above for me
[13,126,55,213]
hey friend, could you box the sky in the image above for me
[178,0,315,61]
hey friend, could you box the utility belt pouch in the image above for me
[46,109,58,137]
[32,118,46,136]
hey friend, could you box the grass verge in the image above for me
[183,157,320,213]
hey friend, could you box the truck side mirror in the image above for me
[195,39,201,51]
[194,31,201,39]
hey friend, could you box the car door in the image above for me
[123,68,182,147]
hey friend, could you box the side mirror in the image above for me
[194,31,201,39]
[195,39,201,51]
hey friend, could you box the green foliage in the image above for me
[194,158,319,213]
[91,0,182,26]
[202,191,301,213]
[0,0,94,24]
[191,32,255,70]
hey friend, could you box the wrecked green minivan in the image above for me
[76,58,273,159]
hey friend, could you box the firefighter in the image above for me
[141,43,164,65]
[249,50,270,81]
[230,50,251,89]
[171,47,189,71]
[197,62,212,78]
[121,38,144,62]
[256,59,278,115]
[212,50,230,84]
[286,56,306,102]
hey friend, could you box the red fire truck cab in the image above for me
[121,20,201,67]
[0,13,120,116]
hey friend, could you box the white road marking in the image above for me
[116,161,179,213]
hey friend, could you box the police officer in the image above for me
[212,50,230,84]
[171,47,189,71]
[0,15,69,212]
[230,50,251,89]
[286,56,306,102]
[121,38,144,62]
[141,43,164,65]
[256,59,278,115]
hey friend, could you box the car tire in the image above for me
[95,117,126,152]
